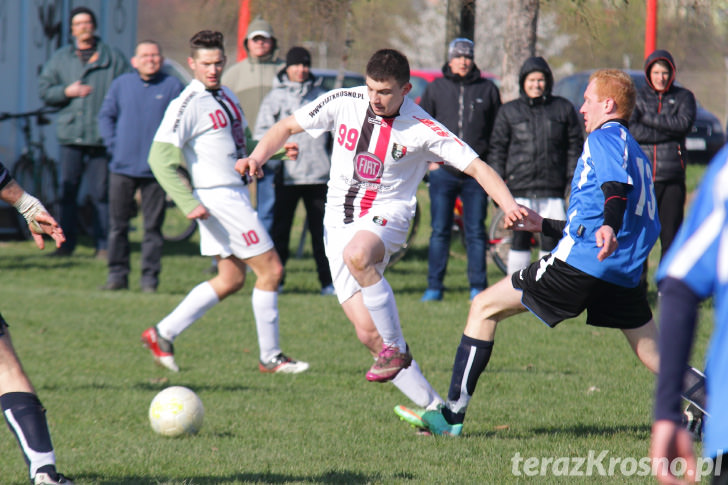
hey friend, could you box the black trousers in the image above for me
[107,173,165,288]
[271,183,332,288]
[654,180,686,259]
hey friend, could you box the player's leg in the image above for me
[343,230,410,381]
[341,294,443,414]
[621,319,660,374]
[246,249,308,373]
[0,318,69,484]
[423,277,527,435]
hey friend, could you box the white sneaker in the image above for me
[259,353,310,374]
[34,473,74,485]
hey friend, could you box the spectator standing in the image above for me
[141,31,307,375]
[38,6,130,257]
[629,49,696,262]
[222,15,284,234]
[487,56,583,274]
[97,40,184,292]
[0,162,72,485]
[255,47,333,295]
[420,38,501,302]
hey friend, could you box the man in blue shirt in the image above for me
[404,69,666,436]
[650,146,728,483]
[98,40,184,292]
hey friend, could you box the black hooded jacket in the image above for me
[629,50,696,183]
[486,56,583,198]
[419,63,501,163]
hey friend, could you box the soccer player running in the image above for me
[140,30,308,374]
[0,162,72,484]
[410,69,666,436]
[650,146,728,484]
[235,49,527,417]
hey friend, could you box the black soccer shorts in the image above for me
[511,255,652,329]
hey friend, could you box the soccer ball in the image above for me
[149,386,204,437]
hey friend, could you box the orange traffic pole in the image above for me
[645,0,657,58]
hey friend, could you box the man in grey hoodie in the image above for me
[255,47,333,295]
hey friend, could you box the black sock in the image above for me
[442,334,493,425]
[1,392,57,479]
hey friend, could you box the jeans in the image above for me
[271,183,331,288]
[107,173,165,288]
[59,145,109,252]
[256,161,280,235]
[426,167,488,291]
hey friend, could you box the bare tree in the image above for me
[500,0,539,101]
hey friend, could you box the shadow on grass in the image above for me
[74,469,414,484]
[530,423,651,438]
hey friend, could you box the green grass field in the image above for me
[0,166,714,484]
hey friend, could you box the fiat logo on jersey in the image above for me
[355,152,383,181]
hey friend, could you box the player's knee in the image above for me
[342,245,369,273]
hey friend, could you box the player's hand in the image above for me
[507,206,542,232]
[65,80,92,98]
[595,225,618,261]
[283,142,299,160]
[187,204,210,220]
[650,420,697,484]
[235,157,264,180]
[29,211,65,250]
[501,204,530,229]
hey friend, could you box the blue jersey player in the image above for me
[650,146,728,483]
[401,69,672,436]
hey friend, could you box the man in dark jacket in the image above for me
[488,56,583,274]
[629,49,696,261]
[38,6,130,257]
[420,38,501,302]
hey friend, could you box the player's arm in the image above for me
[235,114,304,179]
[651,276,701,483]
[148,141,208,220]
[0,173,65,249]
[463,157,527,224]
[594,181,631,260]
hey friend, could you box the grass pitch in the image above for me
[0,172,713,484]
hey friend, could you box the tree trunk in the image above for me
[501,0,539,102]
[446,0,476,62]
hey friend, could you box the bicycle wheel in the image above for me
[387,201,420,268]
[162,166,198,242]
[487,208,511,275]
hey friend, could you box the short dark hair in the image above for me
[136,40,162,56]
[189,30,224,58]
[70,6,96,28]
[366,49,410,86]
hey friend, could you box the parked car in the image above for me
[161,58,192,84]
[409,68,500,104]
[311,68,365,91]
[553,69,724,164]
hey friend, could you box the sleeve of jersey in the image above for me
[587,131,631,186]
[148,142,200,215]
[424,122,478,172]
[293,89,340,139]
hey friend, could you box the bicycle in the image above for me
[0,108,60,239]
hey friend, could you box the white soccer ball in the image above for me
[149,386,204,437]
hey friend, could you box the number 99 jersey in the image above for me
[294,86,478,228]
[552,121,661,287]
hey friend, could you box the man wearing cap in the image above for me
[222,15,285,234]
[38,6,131,257]
[420,38,501,302]
[255,47,333,296]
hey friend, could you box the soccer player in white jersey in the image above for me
[235,49,527,423]
[140,30,308,374]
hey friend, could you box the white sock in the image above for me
[252,288,281,363]
[392,359,443,410]
[157,282,219,341]
[507,250,532,275]
[360,278,406,352]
